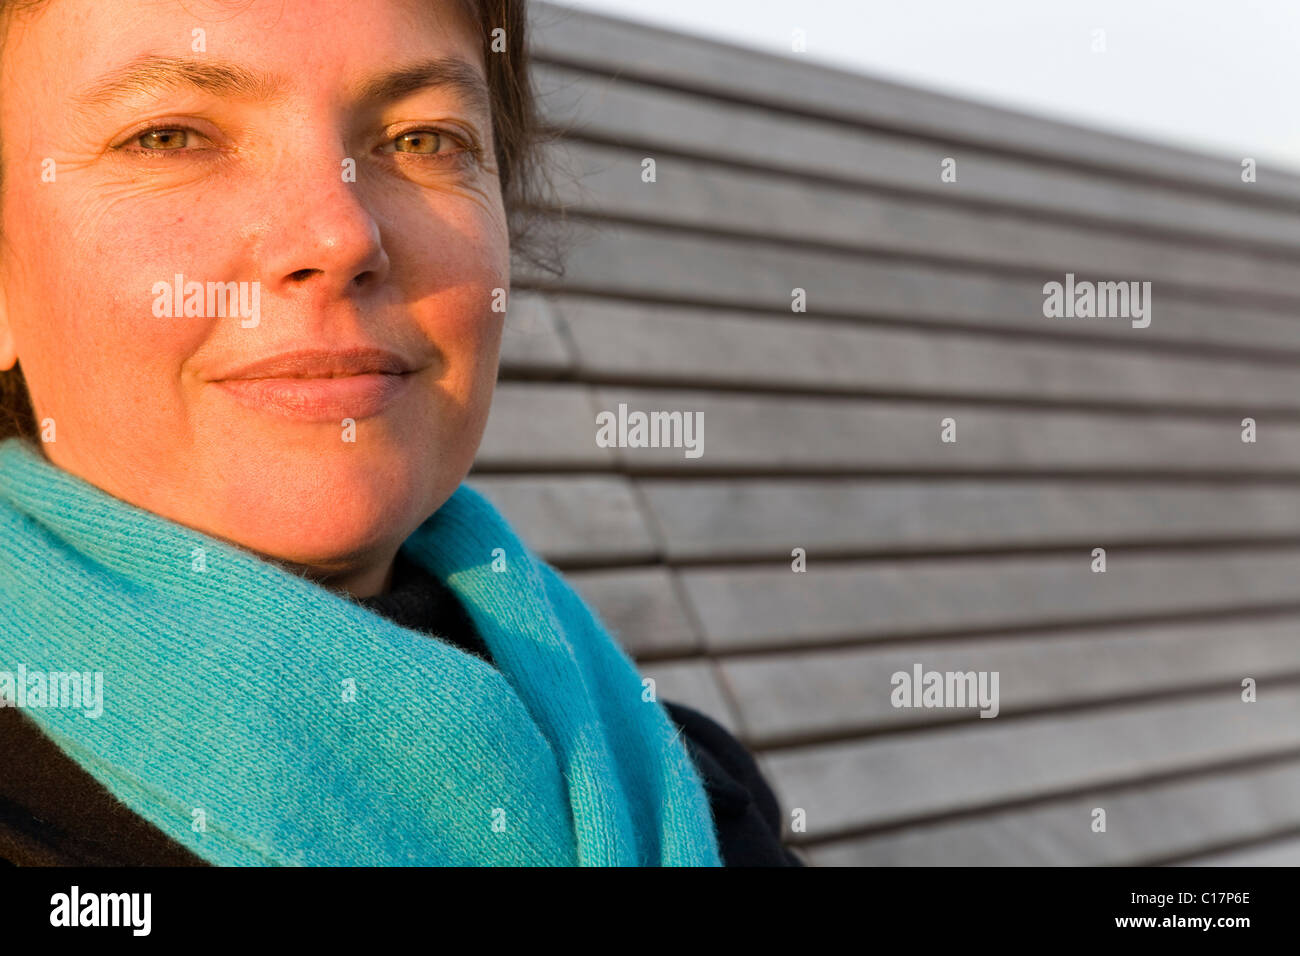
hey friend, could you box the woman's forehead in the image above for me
[64,52,493,128]
[1,0,488,110]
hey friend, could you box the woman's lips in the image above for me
[213,372,414,423]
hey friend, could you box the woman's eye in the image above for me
[386,129,479,164]
[114,126,213,155]
[114,125,474,163]
[392,130,446,155]
[134,128,193,150]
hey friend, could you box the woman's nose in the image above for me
[251,145,392,300]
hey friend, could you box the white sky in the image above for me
[550,0,1300,174]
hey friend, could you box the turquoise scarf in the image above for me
[0,437,721,866]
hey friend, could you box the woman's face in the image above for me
[0,0,508,595]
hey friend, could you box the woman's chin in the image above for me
[198,465,439,578]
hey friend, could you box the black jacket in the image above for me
[0,551,802,867]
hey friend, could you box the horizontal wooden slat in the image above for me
[518,224,1300,356]
[522,3,1300,867]
[555,297,1300,411]
[498,292,574,373]
[723,615,1300,745]
[551,141,1300,300]
[474,383,609,469]
[534,65,1300,251]
[680,549,1300,652]
[637,659,741,736]
[590,387,1300,475]
[807,759,1300,865]
[637,479,1300,561]
[530,3,1300,204]
[563,566,700,657]
[760,688,1300,838]
[1174,834,1300,866]
[465,475,657,564]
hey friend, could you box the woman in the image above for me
[0,0,800,866]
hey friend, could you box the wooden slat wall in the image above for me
[466,2,1300,866]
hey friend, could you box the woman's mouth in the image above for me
[209,346,419,423]
[213,372,415,423]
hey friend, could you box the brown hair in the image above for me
[0,0,555,442]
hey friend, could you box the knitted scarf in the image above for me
[0,437,722,866]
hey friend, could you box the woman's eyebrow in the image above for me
[355,57,491,122]
[73,55,286,111]
[72,53,492,122]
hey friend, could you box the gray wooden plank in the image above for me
[498,291,574,373]
[760,687,1300,837]
[638,480,1300,561]
[473,382,611,469]
[637,659,742,737]
[680,549,1300,652]
[723,615,1300,744]
[1174,834,1300,866]
[517,224,1300,356]
[591,387,1300,475]
[551,141,1300,300]
[534,65,1300,250]
[530,2,1300,204]
[563,566,700,657]
[465,475,657,564]
[806,759,1300,865]
[557,297,1300,410]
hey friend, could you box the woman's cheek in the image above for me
[435,289,504,408]
[418,212,509,381]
